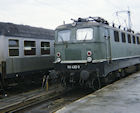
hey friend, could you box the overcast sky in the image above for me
[0,0,140,32]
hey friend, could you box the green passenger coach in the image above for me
[52,17,140,89]
[0,22,54,92]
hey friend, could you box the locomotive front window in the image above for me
[9,39,19,56]
[76,28,93,40]
[58,30,70,42]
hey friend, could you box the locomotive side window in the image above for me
[127,34,131,43]
[9,39,19,56]
[114,31,119,42]
[132,35,136,44]
[41,42,50,55]
[76,28,93,40]
[137,36,140,44]
[58,30,70,42]
[121,32,126,43]
[24,41,36,55]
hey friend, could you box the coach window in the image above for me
[24,41,36,55]
[41,42,50,55]
[76,28,93,40]
[127,34,131,43]
[121,32,126,43]
[9,39,19,56]
[132,35,136,44]
[114,31,119,42]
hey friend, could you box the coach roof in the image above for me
[0,22,54,40]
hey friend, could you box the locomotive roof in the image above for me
[0,22,54,40]
[56,17,138,35]
[56,21,137,35]
[56,21,99,29]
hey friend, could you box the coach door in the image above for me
[104,28,112,63]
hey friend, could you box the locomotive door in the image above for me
[104,28,112,62]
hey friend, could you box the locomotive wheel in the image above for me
[87,77,101,90]
[0,81,6,96]
[61,76,69,87]
[0,82,3,93]
[103,72,116,85]
[0,80,2,89]
[120,69,126,78]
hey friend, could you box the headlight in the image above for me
[87,51,92,56]
[56,52,61,57]
[87,57,92,62]
[56,58,61,62]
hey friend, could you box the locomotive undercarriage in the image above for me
[57,65,104,90]
[55,57,140,90]
[59,66,138,90]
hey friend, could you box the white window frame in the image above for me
[41,41,50,55]
[8,39,19,57]
[24,40,36,56]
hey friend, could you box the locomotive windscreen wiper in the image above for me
[59,35,65,43]
[58,30,70,42]
[84,33,87,41]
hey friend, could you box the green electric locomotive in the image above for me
[53,17,140,89]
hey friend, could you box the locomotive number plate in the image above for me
[67,65,80,69]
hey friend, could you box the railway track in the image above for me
[0,84,65,113]
[0,81,92,113]
[20,88,93,113]
[21,73,135,113]
[0,72,136,113]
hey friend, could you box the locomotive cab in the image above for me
[54,17,110,88]
[55,23,107,64]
